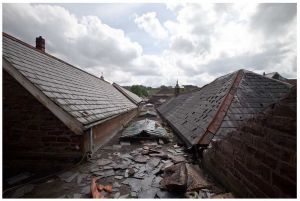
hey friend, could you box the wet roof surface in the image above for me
[158,70,291,147]
[3,33,137,126]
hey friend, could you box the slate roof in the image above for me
[265,72,297,86]
[157,69,292,148]
[112,83,143,105]
[3,33,137,130]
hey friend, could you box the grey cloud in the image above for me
[251,3,296,36]
[3,4,143,75]
[202,42,295,76]
[170,36,195,53]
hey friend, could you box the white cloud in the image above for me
[134,12,168,40]
[3,3,297,88]
[162,3,296,80]
[3,4,160,84]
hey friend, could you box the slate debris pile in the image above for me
[120,118,170,142]
[6,118,232,198]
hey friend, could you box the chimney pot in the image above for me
[36,36,45,52]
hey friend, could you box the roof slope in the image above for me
[112,83,142,104]
[3,33,137,130]
[158,69,292,148]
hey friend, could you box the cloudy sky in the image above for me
[2,3,297,87]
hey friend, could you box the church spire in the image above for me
[175,79,180,96]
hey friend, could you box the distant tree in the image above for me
[130,85,149,97]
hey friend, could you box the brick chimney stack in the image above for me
[36,36,45,52]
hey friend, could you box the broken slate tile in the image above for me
[114,175,123,180]
[114,192,120,198]
[151,164,163,175]
[147,157,161,168]
[167,149,177,155]
[134,155,150,163]
[119,194,129,198]
[119,153,133,160]
[151,176,162,188]
[103,166,114,170]
[97,158,112,166]
[138,187,159,198]
[80,185,90,194]
[141,175,155,191]
[113,181,121,188]
[101,169,115,178]
[124,169,129,178]
[90,167,101,173]
[122,178,142,192]
[170,155,186,164]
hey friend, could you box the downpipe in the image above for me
[87,127,93,160]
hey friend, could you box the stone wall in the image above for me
[203,87,296,198]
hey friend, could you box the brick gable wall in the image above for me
[3,71,82,169]
[203,87,296,198]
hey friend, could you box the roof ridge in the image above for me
[2,32,109,85]
[112,82,141,105]
[243,69,293,87]
[197,69,245,145]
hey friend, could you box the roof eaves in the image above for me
[83,107,137,129]
[3,58,84,135]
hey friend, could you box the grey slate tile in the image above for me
[3,34,137,126]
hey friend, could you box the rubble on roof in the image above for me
[139,110,157,117]
[120,118,169,142]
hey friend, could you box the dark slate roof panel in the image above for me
[158,71,237,147]
[158,69,291,147]
[214,70,291,139]
[3,34,137,126]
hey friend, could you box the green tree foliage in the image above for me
[130,85,149,97]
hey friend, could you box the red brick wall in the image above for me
[203,87,296,198]
[3,71,82,167]
[91,108,138,151]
